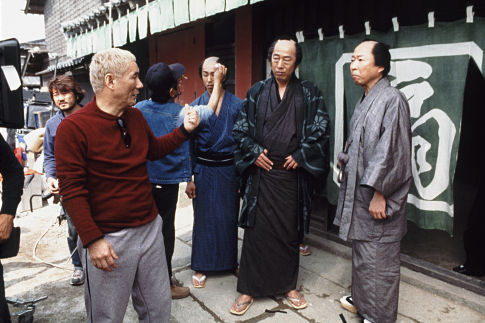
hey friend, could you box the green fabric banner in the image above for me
[300,18,485,234]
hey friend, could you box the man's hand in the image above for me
[214,63,227,85]
[183,105,201,132]
[254,149,273,171]
[47,177,60,194]
[185,181,196,199]
[369,191,387,220]
[88,238,118,272]
[0,213,14,241]
[284,155,299,170]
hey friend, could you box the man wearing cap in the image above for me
[55,48,201,322]
[135,61,226,299]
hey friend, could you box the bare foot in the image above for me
[230,294,254,315]
[191,271,206,288]
[286,290,307,309]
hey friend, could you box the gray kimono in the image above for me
[334,77,412,243]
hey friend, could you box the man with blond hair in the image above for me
[55,48,201,322]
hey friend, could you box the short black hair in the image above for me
[267,35,302,66]
[363,39,391,77]
[198,56,228,88]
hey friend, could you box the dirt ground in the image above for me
[4,188,192,322]
[5,204,85,321]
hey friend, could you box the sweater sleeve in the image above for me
[55,119,103,247]
[0,135,24,216]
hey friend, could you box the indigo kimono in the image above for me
[189,91,243,271]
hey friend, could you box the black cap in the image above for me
[169,63,186,80]
[145,62,186,102]
[145,62,175,94]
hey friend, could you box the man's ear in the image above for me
[169,87,178,98]
[377,66,384,74]
[104,73,115,90]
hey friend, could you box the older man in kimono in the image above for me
[186,57,243,288]
[230,37,329,315]
[336,40,412,323]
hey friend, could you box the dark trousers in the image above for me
[62,206,82,268]
[463,185,485,274]
[0,262,11,323]
[151,183,179,280]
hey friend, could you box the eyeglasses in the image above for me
[116,118,131,148]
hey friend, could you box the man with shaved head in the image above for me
[186,56,242,288]
[336,40,412,323]
[231,36,330,315]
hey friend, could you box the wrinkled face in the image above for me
[52,90,77,111]
[113,61,143,107]
[271,40,297,85]
[201,59,218,95]
[350,41,384,89]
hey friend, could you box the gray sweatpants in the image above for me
[352,239,401,323]
[78,216,171,323]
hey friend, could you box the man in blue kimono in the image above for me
[231,37,330,315]
[336,40,412,323]
[186,57,243,288]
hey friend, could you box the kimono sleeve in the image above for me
[177,105,213,126]
[232,88,264,175]
[360,93,412,197]
[292,85,330,178]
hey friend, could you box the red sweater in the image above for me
[55,98,188,247]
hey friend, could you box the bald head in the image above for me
[199,56,226,94]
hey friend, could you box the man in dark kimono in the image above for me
[231,37,330,315]
[336,40,412,323]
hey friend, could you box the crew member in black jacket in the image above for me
[0,134,24,322]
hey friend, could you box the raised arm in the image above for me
[206,63,226,114]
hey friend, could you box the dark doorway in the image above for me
[205,13,235,95]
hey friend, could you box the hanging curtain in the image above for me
[113,14,128,47]
[148,0,163,34]
[226,0,247,12]
[189,0,205,22]
[205,0,225,17]
[128,10,137,43]
[159,0,175,31]
[173,0,189,26]
[138,4,148,39]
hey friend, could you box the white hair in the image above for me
[89,48,136,93]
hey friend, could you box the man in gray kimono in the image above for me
[335,40,412,323]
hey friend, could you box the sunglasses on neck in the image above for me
[116,118,131,148]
